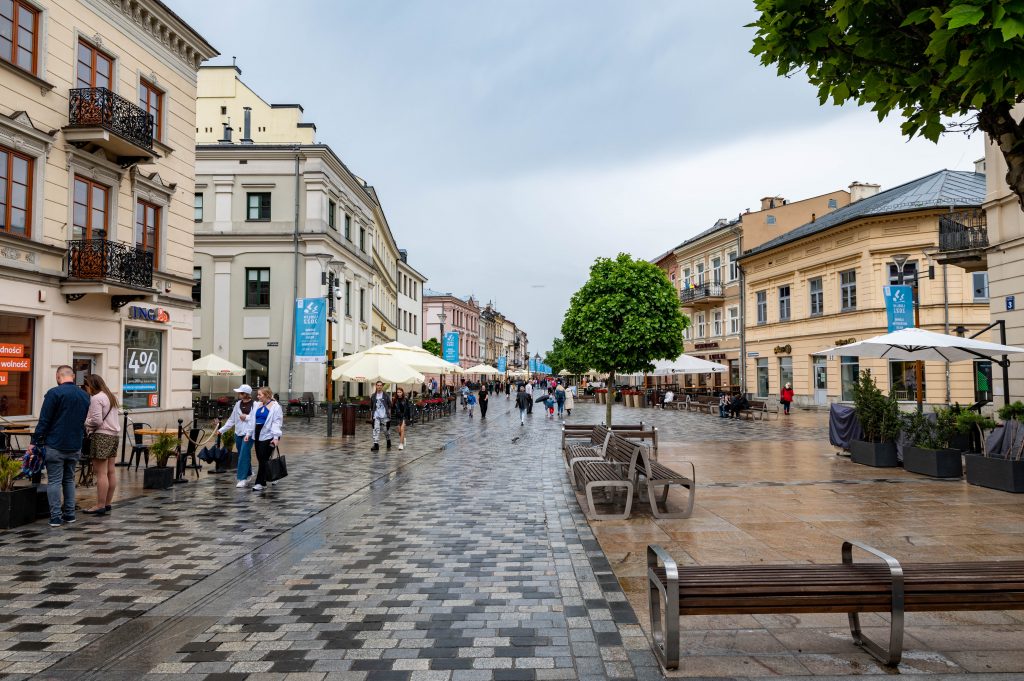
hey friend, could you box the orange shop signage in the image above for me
[0,357,31,372]
[0,372,7,385]
[0,343,24,357]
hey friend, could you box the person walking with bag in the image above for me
[515,386,530,425]
[392,387,412,450]
[29,365,90,527]
[81,375,120,516]
[563,383,575,417]
[218,384,255,488]
[370,381,392,451]
[554,383,566,418]
[780,383,795,415]
[251,386,283,492]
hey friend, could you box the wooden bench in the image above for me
[639,451,694,518]
[646,542,1024,671]
[560,422,645,451]
[736,399,777,420]
[576,434,644,520]
[685,395,717,414]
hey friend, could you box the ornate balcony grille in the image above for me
[679,282,724,303]
[68,87,154,151]
[66,239,154,289]
[939,208,988,253]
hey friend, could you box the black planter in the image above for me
[143,466,174,490]
[949,433,971,452]
[228,449,239,470]
[850,440,899,467]
[0,487,38,528]
[903,446,963,478]
[965,454,1024,493]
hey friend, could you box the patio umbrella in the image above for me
[334,342,463,374]
[558,369,572,376]
[465,363,502,375]
[649,354,728,375]
[332,348,425,384]
[192,353,245,376]
[813,327,1024,363]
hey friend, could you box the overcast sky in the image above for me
[176,0,982,356]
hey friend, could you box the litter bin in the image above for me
[340,403,356,436]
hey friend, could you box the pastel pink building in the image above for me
[423,290,481,369]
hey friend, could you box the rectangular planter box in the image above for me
[143,466,174,490]
[0,487,38,529]
[965,454,1024,493]
[850,440,899,467]
[904,446,963,478]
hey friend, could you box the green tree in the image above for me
[422,338,442,357]
[544,337,589,376]
[750,1,1024,205]
[562,253,688,425]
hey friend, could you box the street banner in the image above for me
[497,356,507,373]
[883,285,914,332]
[443,332,460,364]
[529,358,537,372]
[295,298,327,363]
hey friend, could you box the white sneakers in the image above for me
[252,484,265,491]
[398,443,404,450]
[236,480,247,488]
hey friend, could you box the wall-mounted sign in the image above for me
[0,343,24,357]
[128,306,170,323]
[1007,295,1016,311]
[883,285,914,332]
[694,342,720,350]
[267,341,280,347]
[747,352,759,357]
[834,338,857,347]
[0,357,31,372]
[773,344,792,355]
[0,372,7,385]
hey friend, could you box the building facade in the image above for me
[396,251,425,349]
[0,0,215,425]
[422,290,481,369]
[364,184,399,346]
[741,170,990,409]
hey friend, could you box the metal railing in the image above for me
[679,282,725,303]
[939,208,988,253]
[66,239,154,289]
[68,87,154,151]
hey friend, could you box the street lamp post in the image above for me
[437,307,447,393]
[315,254,337,437]
[892,253,924,412]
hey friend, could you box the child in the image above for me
[466,390,477,417]
[544,393,555,418]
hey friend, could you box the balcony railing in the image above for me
[66,239,154,289]
[68,87,154,151]
[939,208,988,253]
[680,282,724,304]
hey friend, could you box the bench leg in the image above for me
[585,480,633,520]
[842,540,905,666]
[569,456,604,491]
[646,479,695,519]
[647,545,680,670]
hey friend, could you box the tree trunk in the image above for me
[606,370,615,426]
[977,103,1024,209]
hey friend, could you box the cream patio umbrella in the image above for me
[336,341,464,375]
[558,369,572,376]
[465,363,502,376]
[192,353,245,396]
[332,348,425,385]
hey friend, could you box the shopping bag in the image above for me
[266,447,288,482]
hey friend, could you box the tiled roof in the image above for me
[743,170,985,258]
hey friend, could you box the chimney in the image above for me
[761,196,786,210]
[848,181,880,202]
[219,121,233,144]
[974,157,986,174]
[241,107,253,144]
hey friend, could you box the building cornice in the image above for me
[86,0,218,72]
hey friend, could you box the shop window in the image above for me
[73,175,108,240]
[0,0,39,74]
[889,360,924,401]
[0,145,33,237]
[841,356,859,401]
[124,327,162,410]
[135,199,160,269]
[245,268,270,307]
[246,192,271,221]
[243,349,269,388]
[76,39,113,90]
[778,356,793,392]
[192,267,202,305]
[756,358,769,397]
[840,269,857,311]
[0,314,34,416]
[728,359,740,388]
[139,79,163,141]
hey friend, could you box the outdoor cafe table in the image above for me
[0,423,32,453]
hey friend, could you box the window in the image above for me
[696,313,705,338]
[779,356,793,392]
[0,145,33,237]
[840,269,857,311]
[841,357,859,401]
[328,199,336,230]
[245,268,270,307]
[0,0,38,74]
[243,350,269,388]
[767,215,776,225]
[888,260,917,285]
[728,306,740,335]
[135,199,160,269]
[756,291,767,325]
[973,272,989,301]
[683,268,690,289]
[696,262,705,285]
[344,281,351,316]
[344,213,351,239]
[756,358,769,397]
[192,267,201,305]
[191,349,201,391]
[712,309,722,336]
[246,192,271,221]
[712,256,722,285]
[124,327,162,410]
[890,360,924,401]
[809,277,823,316]
[220,106,227,115]
[359,288,366,322]
[729,359,740,388]
[76,40,113,89]
[828,198,838,209]
[72,176,108,239]
[194,193,203,222]
[778,285,791,321]
[0,314,34,415]
[139,79,163,141]
[728,252,738,281]
[359,227,365,252]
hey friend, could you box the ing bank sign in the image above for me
[128,306,170,323]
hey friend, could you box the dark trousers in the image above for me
[480,400,488,417]
[254,438,273,486]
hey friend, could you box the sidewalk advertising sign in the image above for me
[443,332,460,364]
[497,356,507,373]
[883,285,914,332]
[295,298,327,363]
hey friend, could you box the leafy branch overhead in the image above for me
[749,0,1024,205]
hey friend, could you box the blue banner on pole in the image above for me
[529,358,536,372]
[443,332,460,364]
[497,356,507,373]
[883,285,914,332]
[294,298,327,363]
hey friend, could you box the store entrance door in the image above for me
[813,356,828,405]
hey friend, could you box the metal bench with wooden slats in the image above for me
[560,422,645,451]
[647,541,1024,671]
[575,435,645,520]
[564,425,612,487]
[737,399,777,420]
[639,452,694,519]
[685,395,718,413]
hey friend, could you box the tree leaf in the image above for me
[943,5,985,29]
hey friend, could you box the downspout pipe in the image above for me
[287,147,301,400]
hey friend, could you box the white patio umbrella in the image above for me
[465,363,502,375]
[649,354,729,375]
[334,342,464,375]
[332,348,425,385]
[558,369,572,376]
[192,353,245,376]
[813,327,1024,362]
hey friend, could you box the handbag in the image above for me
[265,445,288,482]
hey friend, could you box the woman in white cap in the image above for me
[218,384,255,487]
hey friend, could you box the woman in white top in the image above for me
[218,384,256,488]
[251,386,283,491]
[82,374,121,516]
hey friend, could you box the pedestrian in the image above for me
[780,382,794,415]
[555,383,566,417]
[466,389,476,417]
[251,386,283,492]
[718,393,731,418]
[515,386,530,425]
[505,381,511,399]
[80,374,120,516]
[30,365,90,527]
[478,384,489,418]
[563,383,575,416]
[370,381,392,451]
[544,392,555,418]
[663,389,675,409]
[219,384,255,488]
[430,377,438,397]
[728,393,749,419]
[392,387,412,450]
[526,383,533,415]
[460,382,469,411]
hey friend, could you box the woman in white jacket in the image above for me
[251,386,283,492]
[218,384,256,488]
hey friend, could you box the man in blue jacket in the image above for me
[29,365,91,527]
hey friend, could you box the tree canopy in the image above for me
[544,337,589,376]
[750,0,1024,204]
[562,253,688,423]
[422,338,442,357]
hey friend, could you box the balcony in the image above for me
[63,239,156,309]
[64,88,156,165]
[679,282,725,308]
[936,208,988,272]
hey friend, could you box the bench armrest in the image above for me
[842,540,905,666]
[647,545,680,669]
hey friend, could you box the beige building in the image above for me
[0,0,215,426]
[740,169,990,409]
[364,184,400,346]
[396,251,425,349]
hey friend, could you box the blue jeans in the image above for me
[719,405,728,417]
[235,435,253,480]
[44,448,79,522]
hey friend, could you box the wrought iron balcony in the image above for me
[66,239,153,289]
[936,208,988,272]
[679,282,725,305]
[65,87,155,162]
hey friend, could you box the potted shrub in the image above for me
[0,454,35,529]
[902,408,963,478]
[143,433,178,490]
[965,403,1024,493]
[221,426,238,470]
[849,370,901,467]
